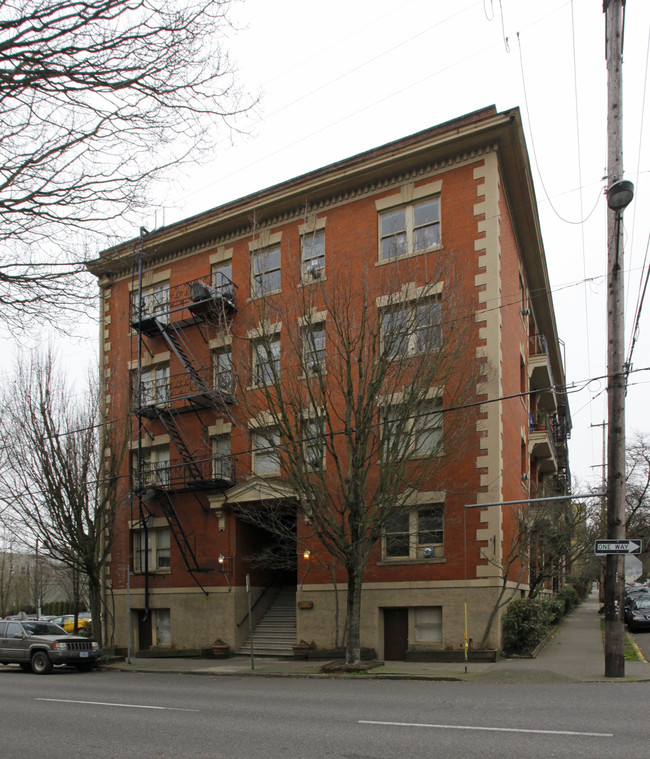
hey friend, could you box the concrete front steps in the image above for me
[238,586,297,658]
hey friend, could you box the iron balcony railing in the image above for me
[134,369,235,411]
[133,454,236,491]
[130,273,237,325]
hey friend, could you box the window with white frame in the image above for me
[137,364,170,407]
[133,447,171,489]
[302,230,325,280]
[303,417,325,469]
[252,428,281,475]
[212,434,232,480]
[414,607,442,642]
[212,262,234,298]
[302,323,326,373]
[383,399,443,459]
[251,246,281,297]
[132,282,170,323]
[381,299,441,358]
[133,527,171,573]
[253,336,280,386]
[379,197,440,260]
[212,347,233,394]
[384,505,444,560]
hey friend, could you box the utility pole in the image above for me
[603,0,634,679]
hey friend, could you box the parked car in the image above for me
[49,614,92,634]
[0,619,101,674]
[626,597,650,633]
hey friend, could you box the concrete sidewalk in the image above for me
[102,592,650,683]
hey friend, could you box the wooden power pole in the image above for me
[603,0,633,679]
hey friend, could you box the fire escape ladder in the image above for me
[159,322,208,393]
[155,411,204,483]
[157,491,209,593]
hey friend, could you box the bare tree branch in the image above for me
[0,0,255,330]
[0,350,129,643]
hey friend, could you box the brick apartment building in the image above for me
[90,106,570,659]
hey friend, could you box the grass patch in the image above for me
[599,620,642,662]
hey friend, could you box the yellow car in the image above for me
[50,614,92,634]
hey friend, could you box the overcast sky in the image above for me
[45,0,650,488]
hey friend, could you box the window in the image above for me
[384,400,442,459]
[212,348,233,394]
[384,505,444,560]
[303,323,326,373]
[415,607,442,642]
[133,447,170,489]
[137,364,170,407]
[303,417,325,469]
[133,528,171,573]
[412,403,443,456]
[252,429,281,475]
[154,609,172,645]
[132,282,170,323]
[379,198,440,260]
[381,299,441,358]
[252,246,281,297]
[253,337,280,385]
[213,262,234,298]
[302,230,325,280]
[212,434,232,480]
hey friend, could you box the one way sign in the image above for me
[594,539,642,555]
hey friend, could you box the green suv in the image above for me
[0,619,101,674]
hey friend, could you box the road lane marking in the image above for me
[37,698,198,712]
[359,720,613,738]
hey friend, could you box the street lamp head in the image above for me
[607,179,635,212]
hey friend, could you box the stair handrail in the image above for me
[237,586,272,628]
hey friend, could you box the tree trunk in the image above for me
[87,572,102,645]
[344,562,364,665]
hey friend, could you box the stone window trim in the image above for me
[376,281,443,310]
[209,246,234,266]
[129,434,170,450]
[127,269,171,290]
[209,334,233,352]
[128,351,171,371]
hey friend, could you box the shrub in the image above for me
[557,584,581,613]
[564,575,591,599]
[540,597,564,625]
[502,598,552,656]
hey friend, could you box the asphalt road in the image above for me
[1,666,648,758]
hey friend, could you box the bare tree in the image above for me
[0,0,253,330]
[236,252,480,665]
[0,351,128,643]
[477,497,591,649]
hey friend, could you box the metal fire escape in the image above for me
[131,270,238,576]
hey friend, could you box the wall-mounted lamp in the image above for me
[300,549,312,590]
[218,554,231,592]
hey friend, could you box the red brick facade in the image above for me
[91,106,569,658]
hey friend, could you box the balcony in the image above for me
[134,369,235,416]
[529,410,558,473]
[133,454,236,492]
[528,333,556,410]
[130,274,237,333]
